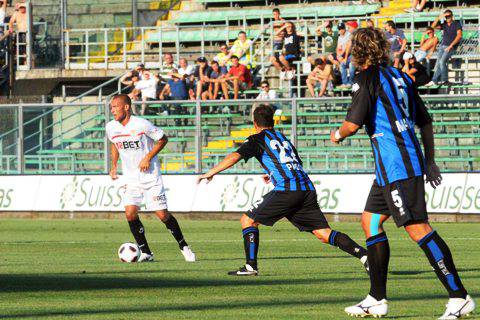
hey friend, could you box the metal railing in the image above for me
[1,94,479,175]
[62,11,480,70]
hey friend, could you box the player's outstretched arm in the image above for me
[419,123,442,188]
[139,136,168,172]
[110,143,120,180]
[196,152,242,184]
[330,121,361,144]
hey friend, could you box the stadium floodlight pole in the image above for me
[194,99,202,173]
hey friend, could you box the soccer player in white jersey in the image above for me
[106,94,195,262]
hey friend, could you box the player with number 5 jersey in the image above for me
[330,28,474,319]
[197,104,370,277]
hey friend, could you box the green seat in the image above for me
[171,4,379,24]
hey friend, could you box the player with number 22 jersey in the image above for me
[197,105,369,277]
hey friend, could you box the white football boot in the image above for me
[181,246,196,262]
[345,295,388,318]
[138,252,154,262]
[438,295,475,319]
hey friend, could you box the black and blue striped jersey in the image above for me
[236,129,314,191]
[345,65,433,186]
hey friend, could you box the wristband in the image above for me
[334,129,342,141]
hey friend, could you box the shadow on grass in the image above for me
[0,293,442,319]
[390,268,480,276]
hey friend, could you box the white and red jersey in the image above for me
[106,115,165,185]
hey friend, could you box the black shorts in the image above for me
[365,176,428,227]
[247,190,329,232]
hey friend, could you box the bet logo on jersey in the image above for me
[115,140,142,150]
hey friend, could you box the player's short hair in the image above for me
[112,94,132,107]
[254,105,274,128]
[351,28,390,68]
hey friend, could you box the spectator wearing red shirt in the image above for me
[219,55,252,99]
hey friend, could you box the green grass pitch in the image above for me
[0,218,479,319]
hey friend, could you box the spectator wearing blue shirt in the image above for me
[384,20,407,68]
[426,10,463,86]
[159,71,189,101]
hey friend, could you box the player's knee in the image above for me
[156,210,171,222]
[312,229,330,243]
[125,210,138,221]
[240,214,256,228]
[405,221,432,242]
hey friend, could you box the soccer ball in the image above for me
[118,242,141,263]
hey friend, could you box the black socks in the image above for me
[128,218,152,254]
[243,227,259,269]
[366,232,390,300]
[418,231,467,299]
[328,230,368,259]
[164,216,188,249]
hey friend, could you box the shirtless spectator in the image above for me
[9,3,29,65]
[414,27,439,62]
[306,57,333,97]
[272,8,285,58]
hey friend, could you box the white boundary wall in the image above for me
[0,173,479,213]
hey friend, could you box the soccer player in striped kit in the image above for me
[197,105,369,276]
[331,28,474,319]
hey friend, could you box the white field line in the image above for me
[0,237,479,245]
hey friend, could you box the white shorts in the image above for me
[122,180,168,211]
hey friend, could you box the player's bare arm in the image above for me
[330,121,361,144]
[196,152,242,183]
[139,135,168,172]
[419,123,442,188]
[110,143,120,180]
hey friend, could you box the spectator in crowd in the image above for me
[120,70,140,95]
[272,8,285,58]
[309,20,338,66]
[9,3,28,65]
[426,10,462,86]
[306,57,333,97]
[178,58,194,78]
[220,55,252,99]
[405,0,428,13]
[134,63,146,79]
[159,71,189,101]
[256,80,277,100]
[230,31,254,67]
[384,20,407,68]
[338,21,357,88]
[133,70,159,115]
[414,27,438,62]
[207,60,227,100]
[402,52,431,87]
[214,43,230,73]
[366,19,375,29]
[159,53,178,80]
[0,0,6,27]
[352,0,377,4]
[193,57,213,100]
[270,21,301,80]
